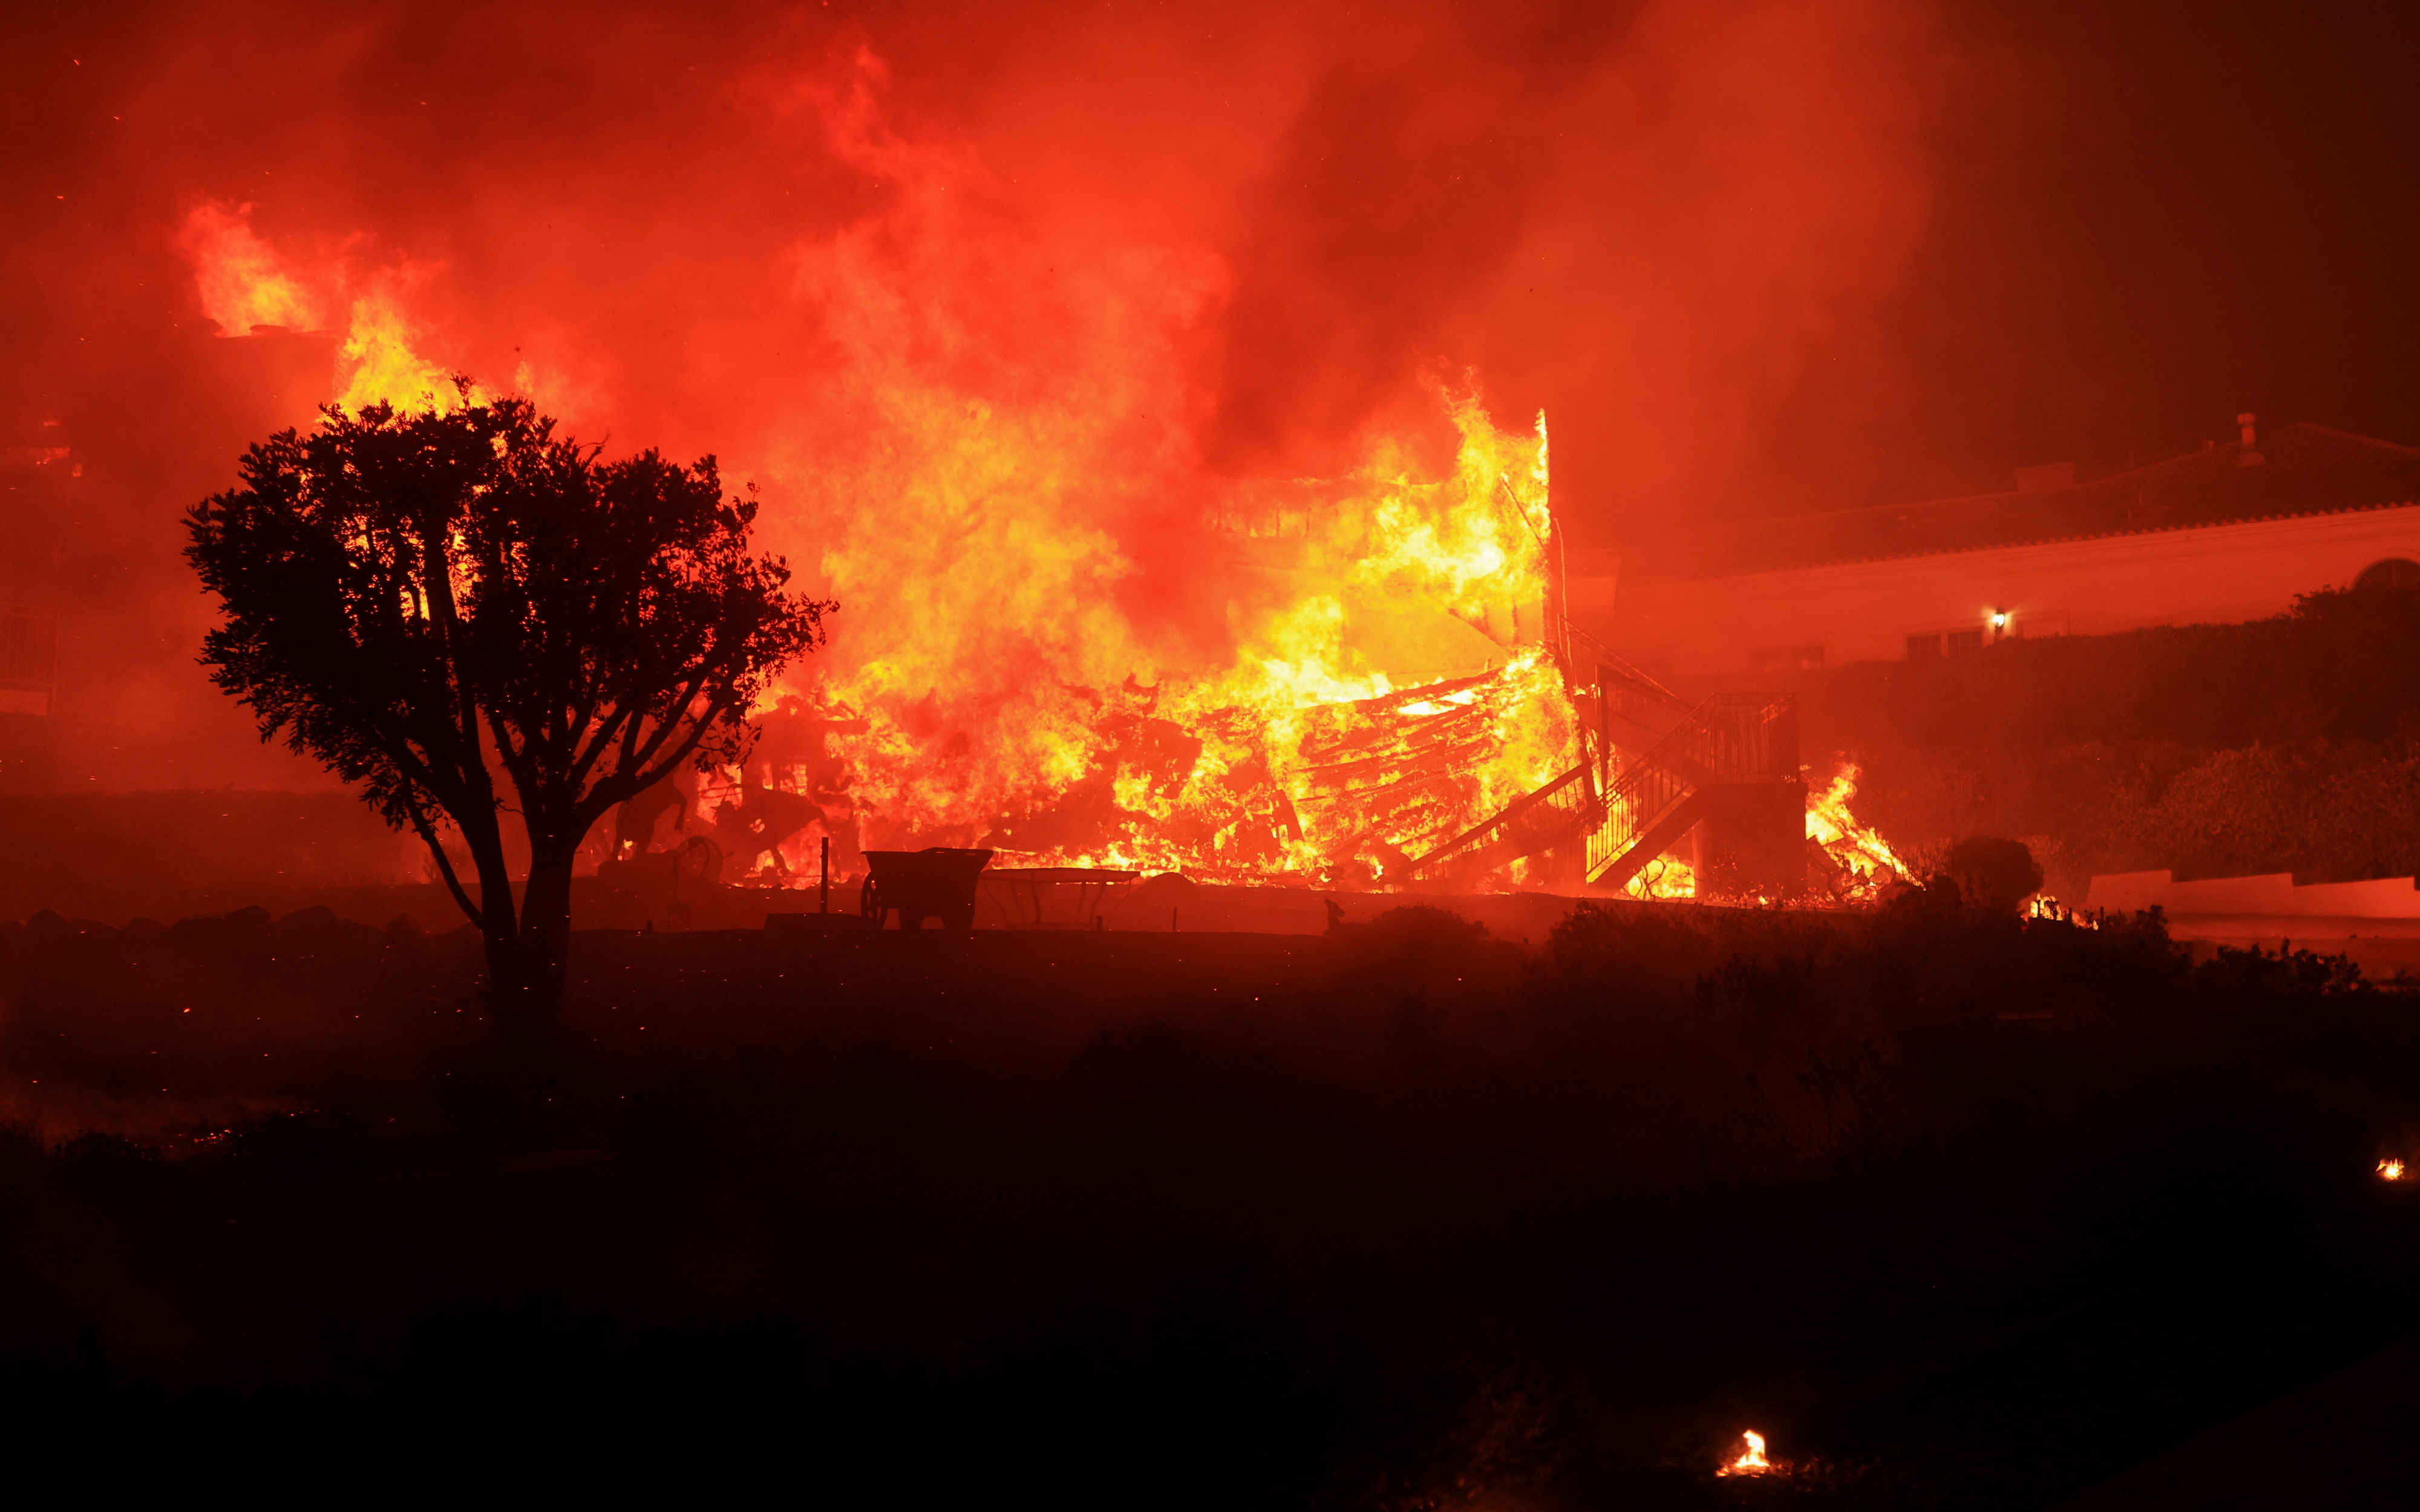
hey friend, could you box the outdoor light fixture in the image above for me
[1990,609,2011,642]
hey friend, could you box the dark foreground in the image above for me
[3,895,2416,1507]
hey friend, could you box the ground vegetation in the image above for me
[1772,587,2420,897]
[0,898,2413,1505]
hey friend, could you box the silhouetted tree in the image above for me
[185,389,829,1049]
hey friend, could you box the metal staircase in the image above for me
[1583,693,1798,890]
[1402,649,1802,891]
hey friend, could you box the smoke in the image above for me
[1,0,1944,787]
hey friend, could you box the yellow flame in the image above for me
[336,288,487,416]
[1807,762,1903,880]
[806,388,1584,885]
[1625,853,1697,900]
[1718,1430,1773,1478]
[175,201,322,333]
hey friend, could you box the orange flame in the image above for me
[1718,1429,1773,1477]
[794,390,1584,884]
[333,281,488,416]
[174,203,480,416]
[174,201,322,334]
[1614,764,1900,903]
[179,183,1592,886]
[1626,853,1697,900]
[2382,1158,2406,1182]
[167,64,1910,899]
[1807,762,1903,899]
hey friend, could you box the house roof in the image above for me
[1622,424,2420,584]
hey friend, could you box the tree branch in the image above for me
[401,789,485,931]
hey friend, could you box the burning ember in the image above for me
[2381,1158,2406,1182]
[1718,1429,1774,1477]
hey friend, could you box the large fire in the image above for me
[792,385,1580,883]
[175,200,1597,888]
[173,104,1904,900]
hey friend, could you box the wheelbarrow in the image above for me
[860,847,995,932]
[975,867,1142,929]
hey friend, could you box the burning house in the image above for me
[153,185,1908,911]
[725,396,1878,905]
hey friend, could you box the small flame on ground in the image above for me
[2382,1158,2406,1182]
[1625,853,1696,900]
[1807,762,1902,874]
[1624,764,1901,903]
[1718,1429,1773,1477]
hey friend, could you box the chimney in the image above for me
[2237,411,2265,468]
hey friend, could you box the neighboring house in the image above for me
[1574,419,2420,677]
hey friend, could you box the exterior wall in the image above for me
[1581,503,2420,676]
[2087,868,2420,919]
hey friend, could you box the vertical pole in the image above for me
[820,835,831,914]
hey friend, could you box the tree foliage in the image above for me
[185,390,829,1038]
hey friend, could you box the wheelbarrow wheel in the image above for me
[673,835,722,887]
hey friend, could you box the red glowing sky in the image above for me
[10,1,2408,515]
[4,0,2418,785]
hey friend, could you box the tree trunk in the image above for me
[473,871,539,1064]
[512,831,582,1035]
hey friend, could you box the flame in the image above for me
[798,390,1583,885]
[1626,853,1697,900]
[1718,1429,1773,1477]
[1807,762,1903,894]
[174,201,322,333]
[165,71,1905,900]
[1610,764,1901,903]
[334,283,488,416]
[2382,1158,2406,1182]
[174,201,480,416]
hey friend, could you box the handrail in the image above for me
[1586,691,1799,885]
[1408,759,1594,872]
